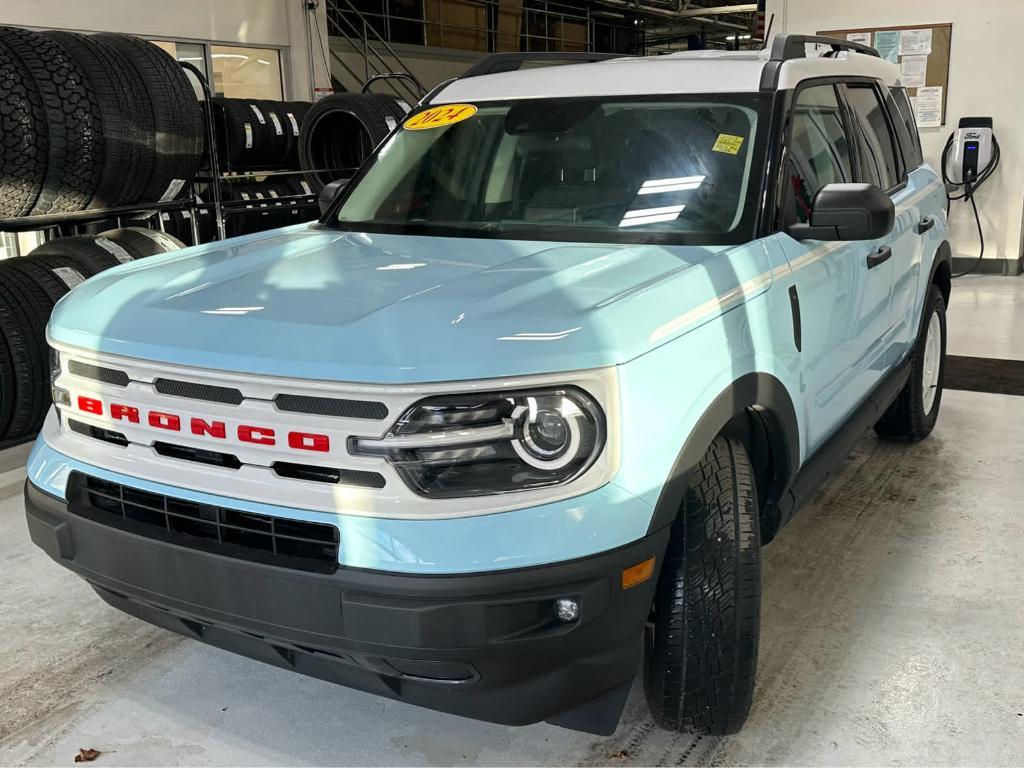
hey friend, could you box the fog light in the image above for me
[553,597,579,623]
[51,386,70,407]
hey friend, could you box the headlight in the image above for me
[352,387,606,498]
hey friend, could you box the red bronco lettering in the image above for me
[73,396,330,452]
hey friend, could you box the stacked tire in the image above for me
[223,179,317,237]
[212,98,311,170]
[298,93,409,191]
[0,228,184,441]
[0,26,204,218]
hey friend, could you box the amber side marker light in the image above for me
[621,556,656,589]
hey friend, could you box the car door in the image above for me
[775,81,895,454]
[843,80,922,369]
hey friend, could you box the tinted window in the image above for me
[889,86,924,169]
[782,84,854,225]
[846,83,902,188]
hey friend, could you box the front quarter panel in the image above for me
[611,243,803,519]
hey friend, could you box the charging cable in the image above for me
[941,134,1001,278]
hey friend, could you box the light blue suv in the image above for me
[26,35,950,737]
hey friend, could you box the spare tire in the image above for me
[94,34,203,203]
[29,235,132,276]
[99,227,185,258]
[212,97,274,171]
[46,31,157,208]
[0,266,52,438]
[280,101,311,166]
[0,26,103,215]
[0,34,47,218]
[26,253,91,292]
[298,93,398,191]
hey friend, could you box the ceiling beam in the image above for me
[672,3,758,17]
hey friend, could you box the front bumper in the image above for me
[25,479,668,733]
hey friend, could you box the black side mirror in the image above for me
[787,183,894,241]
[318,178,349,216]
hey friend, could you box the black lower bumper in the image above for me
[25,479,667,733]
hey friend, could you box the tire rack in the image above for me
[0,63,328,242]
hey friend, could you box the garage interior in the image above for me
[1,0,1022,766]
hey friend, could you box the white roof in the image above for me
[431,47,900,104]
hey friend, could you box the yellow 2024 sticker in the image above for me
[404,104,478,130]
[712,133,745,155]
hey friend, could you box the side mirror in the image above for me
[318,178,349,216]
[787,183,894,241]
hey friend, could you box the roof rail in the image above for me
[769,33,880,61]
[462,52,627,78]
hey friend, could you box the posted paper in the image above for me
[847,31,872,46]
[914,86,943,128]
[873,30,901,63]
[899,28,932,55]
[900,55,929,88]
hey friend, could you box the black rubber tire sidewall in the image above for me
[874,285,947,441]
[644,435,761,735]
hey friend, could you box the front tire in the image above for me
[644,436,761,735]
[875,284,947,441]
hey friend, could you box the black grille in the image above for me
[273,461,386,488]
[153,441,242,469]
[275,393,387,420]
[154,378,244,405]
[68,473,339,574]
[68,360,129,387]
[68,419,128,447]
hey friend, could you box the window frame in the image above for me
[887,85,924,171]
[773,76,864,232]
[839,78,908,194]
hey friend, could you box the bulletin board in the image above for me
[816,23,953,127]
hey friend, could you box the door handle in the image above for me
[866,246,892,269]
[916,216,936,235]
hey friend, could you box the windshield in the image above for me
[331,94,768,245]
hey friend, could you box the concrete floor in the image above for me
[1,275,1023,766]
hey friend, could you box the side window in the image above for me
[781,84,855,226]
[889,86,924,169]
[845,83,902,189]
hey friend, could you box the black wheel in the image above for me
[0,26,103,215]
[94,34,203,203]
[875,284,947,442]
[0,34,47,217]
[45,31,156,208]
[644,435,761,735]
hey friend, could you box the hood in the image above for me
[48,225,772,383]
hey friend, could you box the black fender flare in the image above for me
[930,239,952,304]
[647,372,801,535]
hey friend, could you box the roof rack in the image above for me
[462,52,627,78]
[769,33,880,61]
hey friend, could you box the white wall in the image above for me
[766,0,1024,274]
[0,0,331,100]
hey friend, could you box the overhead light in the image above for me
[619,205,685,228]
